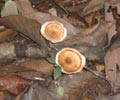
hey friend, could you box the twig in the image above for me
[84,66,106,80]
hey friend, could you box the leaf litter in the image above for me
[0,0,120,100]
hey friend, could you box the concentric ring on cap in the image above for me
[40,21,67,43]
[56,48,86,74]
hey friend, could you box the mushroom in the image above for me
[40,21,67,43]
[56,48,86,74]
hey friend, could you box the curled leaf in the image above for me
[23,71,97,100]
[104,5,117,48]
[82,0,105,16]
[51,21,114,48]
[20,59,54,76]
[105,48,120,90]
[0,27,17,42]
[0,15,48,49]
[0,75,33,95]
[15,0,80,36]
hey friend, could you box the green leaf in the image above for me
[47,57,56,64]
[54,66,61,80]
[57,86,64,96]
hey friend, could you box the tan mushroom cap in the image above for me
[56,48,86,74]
[40,21,67,43]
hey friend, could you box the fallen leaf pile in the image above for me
[0,0,119,100]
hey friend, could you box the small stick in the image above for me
[84,66,106,80]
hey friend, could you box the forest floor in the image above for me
[0,0,120,100]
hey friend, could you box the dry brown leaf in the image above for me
[0,75,33,95]
[52,0,89,13]
[0,91,15,100]
[106,0,120,5]
[20,59,54,76]
[15,0,80,36]
[116,4,120,15]
[80,22,99,35]
[59,13,88,28]
[0,15,48,49]
[0,27,17,42]
[0,59,53,79]
[0,64,33,75]
[23,71,97,100]
[81,0,105,16]
[51,21,113,48]
[95,93,120,100]
[105,48,120,90]
[85,14,95,27]
[116,18,120,39]
[15,0,36,15]
[105,3,115,24]
[35,0,50,12]
[104,4,117,48]
[65,3,87,13]
[15,88,27,100]
[26,12,80,36]
[83,97,91,100]
[106,22,117,47]
[15,71,46,81]
[96,64,105,72]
